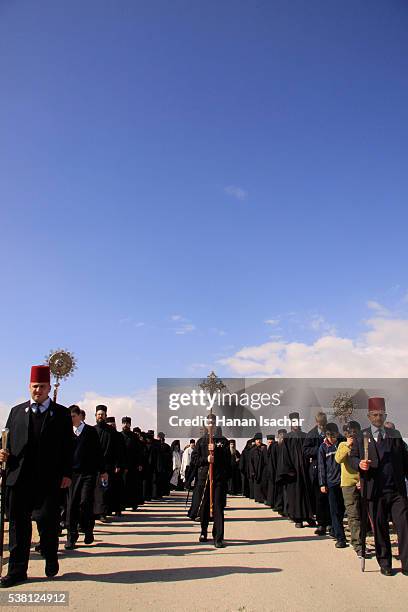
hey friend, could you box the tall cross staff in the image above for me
[199,371,226,517]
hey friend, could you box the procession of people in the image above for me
[1,365,408,588]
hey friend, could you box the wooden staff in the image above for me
[208,410,214,518]
[360,430,370,572]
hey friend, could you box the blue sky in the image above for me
[1,1,408,410]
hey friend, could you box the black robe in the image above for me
[121,430,144,509]
[227,449,241,495]
[277,430,313,522]
[265,443,277,508]
[93,422,120,515]
[249,444,266,503]
[239,441,254,498]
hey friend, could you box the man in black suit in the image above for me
[0,365,73,588]
[350,397,408,576]
[65,405,107,549]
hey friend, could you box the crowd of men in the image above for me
[235,404,408,577]
[0,365,408,588]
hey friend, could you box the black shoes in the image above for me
[0,574,27,588]
[84,532,94,545]
[214,541,226,548]
[199,533,208,542]
[45,558,59,578]
[314,526,326,536]
[380,568,394,576]
[401,570,408,576]
[64,541,76,550]
[335,540,347,549]
[295,522,303,528]
[98,515,111,523]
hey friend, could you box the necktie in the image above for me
[377,429,384,444]
[32,403,39,414]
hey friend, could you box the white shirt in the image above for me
[371,425,385,443]
[30,397,51,414]
[73,422,85,436]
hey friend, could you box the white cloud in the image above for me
[170,314,196,335]
[310,314,336,335]
[367,301,391,317]
[175,323,196,335]
[264,319,280,326]
[77,386,157,432]
[224,185,248,201]
[220,317,408,377]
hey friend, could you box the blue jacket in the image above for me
[318,439,341,488]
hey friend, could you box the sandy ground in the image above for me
[1,491,407,611]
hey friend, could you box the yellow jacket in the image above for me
[335,441,360,487]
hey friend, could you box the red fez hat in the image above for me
[368,397,386,412]
[30,365,50,384]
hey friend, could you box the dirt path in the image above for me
[2,491,407,611]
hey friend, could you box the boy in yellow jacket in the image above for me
[335,421,362,556]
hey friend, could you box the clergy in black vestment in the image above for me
[0,365,73,588]
[93,406,120,522]
[277,413,314,527]
[192,423,232,547]
[274,429,288,515]
[227,440,241,495]
[105,416,127,515]
[154,432,172,498]
[121,417,144,510]
[143,433,158,501]
[239,439,254,498]
[264,435,277,508]
[249,433,266,503]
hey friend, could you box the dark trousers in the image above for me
[94,469,113,516]
[200,480,226,543]
[66,473,96,542]
[312,480,330,527]
[7,482,60,577]
[342,485,361,550]
[328,485,345,542]
[369,492,408,571]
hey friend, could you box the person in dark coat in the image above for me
[264,435,277,508]
[105,416,127,516]
[239,439,253,497]
[93,406,120,522]
[350,397,408,576]
[192,422,232,547]
[0,365,73,588]
[65,405,107,549]
[154,432,172,498]
[277,413,314,527]
[274,429,288,515]
[250,433,266,503]
[143,433,158,501]
[227,440,241,495]
[121,417,144,511]
[303,411,331,535]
